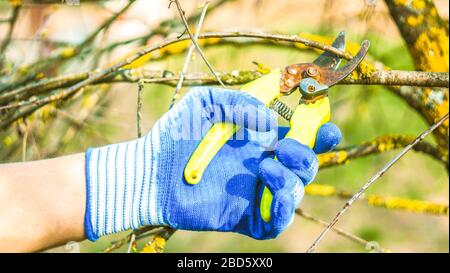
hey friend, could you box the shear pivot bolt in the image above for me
[306,67,318,77]
[307,85,315,92]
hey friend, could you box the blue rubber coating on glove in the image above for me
[278,123,341,153]
[275,139,319,186]
[84,86,341,241]
[313,123,342,154]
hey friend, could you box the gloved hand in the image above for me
[84,87,341,241]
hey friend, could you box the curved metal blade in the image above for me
[312,31,346,70]
[322,40,370,87]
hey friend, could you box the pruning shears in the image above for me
[184,32,370,222]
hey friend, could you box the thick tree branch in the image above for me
[344,70,448,87]
[1,69,447,109]
[1,67,448,130]
[305,184,449,216]
[318,134,448,168]
[384,0,449,151]
[1,30,366,127]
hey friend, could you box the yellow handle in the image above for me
[184,69,282,184]
[183,69,331,223]
[260,97,331,222]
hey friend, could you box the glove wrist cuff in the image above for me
[84,130,165,241]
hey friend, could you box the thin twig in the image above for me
[21,120,28,162]
[296,209,390,253]
[0,0,135,92]
[136,80,144,138]
[1,70,448,130]
[1,30,448,129]
[0,31,402,109]
[101,225,160,253]
[0,28,365,93]
[128,78,146,252]
[169,2,209,110]
[127,233,136,253]
[171,0,226,88]
[0,4,21,63]
[306,113,450,253]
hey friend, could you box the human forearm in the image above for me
[0,153,86,252]
[0,87,342,252]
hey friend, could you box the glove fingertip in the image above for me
[270,189,296,237]
[314,122,342,154]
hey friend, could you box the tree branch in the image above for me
[170,0,226,88]
[1,68,447,108]
[344,70,448,87]
[384,0,449,151]
[318,134,448,168]
[296,209,391,253]
[0,0,135,92]
[1,68,447,131]
[169,1,210,109]
[305,184,449,216]
[306,113,449,253]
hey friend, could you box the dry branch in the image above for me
[318,135,448,168]
[306,113,449,253]
[2,30,372,129]
[169,1,209,109]
[1,68,448,130]
[296,209,391,253]
[0,0,448,253]
[385,0,449,151]
[305,184,449,216]
[1,69,447,110]
[0,0,135,92]
[170,0,225,88]
[344,70,448,87]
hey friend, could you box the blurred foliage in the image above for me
[80,34,447,252]
[0,0,448,252]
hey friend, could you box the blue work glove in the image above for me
[84,87,341,241]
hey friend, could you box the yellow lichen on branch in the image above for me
[350,61,376,81]
[413,26,448,72]
[140,236,167,253]
[305,184,338,197]
[8,0,22,7]
[385,0,449,151]
[367,195,449,216]
[318,150,349,167]
[61,47,76,59]
[305,184,449,216]
[110,38,223,69]
[318,134,447,169]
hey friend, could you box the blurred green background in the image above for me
[1,0,448,252]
